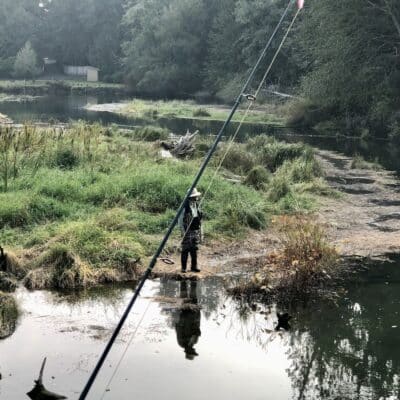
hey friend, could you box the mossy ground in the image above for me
[0,123,332,289]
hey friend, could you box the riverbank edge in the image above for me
[0,80,127,96]
[149,149,400,299]
[86,101,287,126]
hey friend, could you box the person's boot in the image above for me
[181,251,188,273]
[190,249,200,273]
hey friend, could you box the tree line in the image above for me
[0,0,399,137]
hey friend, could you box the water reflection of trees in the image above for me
[286,275,400,400]
[158,266,400,399]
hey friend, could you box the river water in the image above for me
[0,257,399,400]
[0,94,399,399]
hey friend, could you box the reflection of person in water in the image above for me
[175,280,201,360]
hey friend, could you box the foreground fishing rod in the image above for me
[78,1,297,398]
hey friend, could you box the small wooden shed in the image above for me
[63,65,99,82]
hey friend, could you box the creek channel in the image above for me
[0,257,400,400]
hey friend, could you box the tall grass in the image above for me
[0,125,329,289]
[230,216,341,303]
[0,293,18,339]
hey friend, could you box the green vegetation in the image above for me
[351,155,382,171]
[0,124,329,289]
[293,0,400,138]
[121,99,284,125]
[0,292,18,339]
[0,80,125,96]
[13,41,40,79]
[1,0,397,138]
[0,0,398,138]
[230,216,341,303]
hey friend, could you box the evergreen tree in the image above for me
[13,41,41,79]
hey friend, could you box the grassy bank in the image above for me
[0,79,126,96]
[0,292,18,339]
[120,99,285,126]
[0,123,332,290]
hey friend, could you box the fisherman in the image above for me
[179,188,202,273]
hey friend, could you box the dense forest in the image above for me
[0,0,399,137]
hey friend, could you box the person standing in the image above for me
[179,188,202,273]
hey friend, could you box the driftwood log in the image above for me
[161,130,198,158]
[27,358,67,400]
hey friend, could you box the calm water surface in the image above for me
[0,257,399,400]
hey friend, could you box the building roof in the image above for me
[64,65,100,71]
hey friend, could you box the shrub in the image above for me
[0,293,18,339]
[286,99,331,127]
[55,148,79,169]
[213,189,267,235]
[268,174,291,202]
[193,108,211,118]
[279,156,323,183]
[275,216,339,299]
[219,144,256,174]
[230,216,340,302]
[244,166,270,190]
[13,41,40,79]
[247,136,310,172]
[132,126,169,142]
[351,154,381,171]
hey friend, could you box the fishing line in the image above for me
[197,7,302,222]
[179,5,301,241]
[99,301,152,400]
[78,1,296,398]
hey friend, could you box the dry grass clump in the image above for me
[0,248,25,278]
[24,268,53,290]
[277,216,339,292]
[351,154,382,171]
[230,216,341,303]
[0,292,18,339]
[24,243,140,290]
[0,272,18,292]
[24,245,96,290]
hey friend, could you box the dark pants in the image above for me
[181,248,197,271]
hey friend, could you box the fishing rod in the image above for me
[78,1,297,398]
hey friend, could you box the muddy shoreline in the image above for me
[151,149,400,283]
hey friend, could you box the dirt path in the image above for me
[315,150,400,259]
[150,149,400,280]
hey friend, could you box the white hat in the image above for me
[189,188,202,198]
